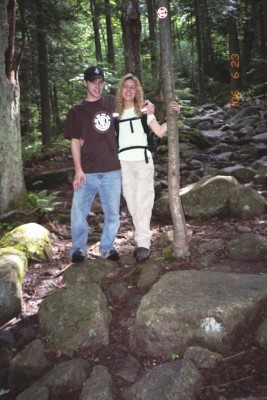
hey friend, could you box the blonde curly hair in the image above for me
[115,73,144,118]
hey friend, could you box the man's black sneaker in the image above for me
[102,250,119,261]
[135,247,151,263]
[71,249,85,263]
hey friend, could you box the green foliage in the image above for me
[155,245,178,263]
[27,190,62,212]
[14,0,267,155]
[43,334,53,342]
[171,353,180,361]
[22,138,42,161]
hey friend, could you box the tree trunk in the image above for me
[202,0,214,77]
[0,0,25,213]
[259,0,267,59]
[146,0,157,77]
[194,0,206,103]
[121,0,141,79]
[90,0,103,63]
[36,0,52,146]
[105,0,115,68]
[157,0,189,257]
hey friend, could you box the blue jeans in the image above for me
[70,170,122,257]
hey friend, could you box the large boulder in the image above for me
[180,175,240,219]
[16,358,89,400]
[228,186,266,219]
[38,282,112,356]
[9,339,52,390]
[121,359,202,400]
[0,223,53,261]
[79,365,113,400]
[0,248,27,326]
[129,270,267,358]
[153,175,241,221]
[225,233,267,261]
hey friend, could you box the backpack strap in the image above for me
[118,145,149,163]
[114,115,150,163]
[141,114,150,134]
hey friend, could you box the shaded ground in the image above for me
[1,148,267,399]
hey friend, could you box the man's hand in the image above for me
[73,170,87,191]
[143,100,155,115]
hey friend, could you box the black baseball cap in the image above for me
[84,66,104,82]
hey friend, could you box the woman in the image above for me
[115,73,180,262]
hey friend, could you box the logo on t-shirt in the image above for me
[93,112,111,133]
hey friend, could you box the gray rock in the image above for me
[220,165,256,183]
[64,258,116,285]
[196,120,213,130]
[137,263,161,290]
[256,319,267,349]
[115,356,141,383]
[183,346,223,368]
[225,106,260,124]
[196,254,220,269]
[252,132,267,143]
[228,186,266,219]
[198,239,224,254]
[153,195,172,224]
[215,151,233,161]
[9,339,52,390]
[201,129,225,142]
[255,119,267,134]
[252,159,267,174]
[231,397,267,400]
[79,365,113,400]
[38,283,112,356]
[180,175,240,219]
[120,359,202,400]
[106,281,129,301]
[0,249,27,329]
[229,116,260,131]
[33,358,89,398]
[129,270,267,357]
[188,158,204,168]
[16,386,49,400]
[225,233,267,261]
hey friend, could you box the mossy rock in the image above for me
[181,107,199,118]
[180,128,214,148]
[0,247,28,283]
[0,223,53,261]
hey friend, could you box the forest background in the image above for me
[0,0,266,217]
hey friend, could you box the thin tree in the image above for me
[105,0,115,68]
[121,0,141,78]
[156,0,189,257]
[194,0,206,103]
[90,0,103,63]
[36,0,52,146]
[0,0,25,213]
[146,0,157,77]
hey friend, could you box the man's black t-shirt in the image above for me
[64,95,121,173]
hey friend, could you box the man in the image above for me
[65,66,121,262]
[65,66,154,263]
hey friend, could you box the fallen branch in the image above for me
[222,349,251,361]
[202,375,252,389]
[0,208,39,221]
